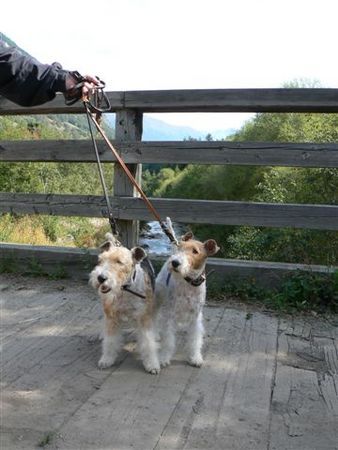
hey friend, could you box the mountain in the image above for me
[104,114,235,141]
[143,116,205,140]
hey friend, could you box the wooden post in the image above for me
[114,110,143,247]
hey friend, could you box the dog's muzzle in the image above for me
[171,259,181,272]
[97,274,111,294]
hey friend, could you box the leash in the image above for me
[82,83,178,246]
[84,98,120,237]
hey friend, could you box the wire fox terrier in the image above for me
[155,232,219,367]
[90,234,160,374]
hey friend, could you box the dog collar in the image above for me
[166,271,206,287]
[121,267,146,299]
[184,273,206,287]
[121,285,146,299]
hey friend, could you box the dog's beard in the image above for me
[100,285,111,294]
[89,267,117,295]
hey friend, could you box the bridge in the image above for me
[1,89,337,449]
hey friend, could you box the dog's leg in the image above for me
[186,311,204,367]
[137,327,160,375]
[159,319,176,367]
[137,325,160,375]
[98,317,122,369]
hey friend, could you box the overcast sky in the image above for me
[2,0,338,131]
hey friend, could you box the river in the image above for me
[139,221,186,256]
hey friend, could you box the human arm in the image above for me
[0,42,99,106]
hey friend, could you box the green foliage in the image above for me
[270,270,338,313]
[151,164,265,201]
[0,113,115,248]
[143,88,338,266]
[24,258,46,277]
[227,227,337,266]
[215,270,338,313]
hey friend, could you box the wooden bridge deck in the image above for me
[1,274,337,450]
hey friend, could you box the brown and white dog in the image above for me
[155,232,219,367]
[90,234,160,374]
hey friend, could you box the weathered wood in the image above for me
[1,89,338,115]
[269,332,338,449]
[0,243,335,288]
[156,310,278,449]
[1,140,338,167]
[114,110,143,247]
[207,258,336,287]
[123,88,338,112]
[0,243,97,280]
[2,273,337,450]
[1,193,337,230]
[51,308,226,450]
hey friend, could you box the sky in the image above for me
[2,0,338,132]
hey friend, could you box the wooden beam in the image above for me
[1,193,337,230]
[113,110,143,246]
[0,243,334,286]
[123,89,338,112]
[1,89,338,114]
[1,140,338,167]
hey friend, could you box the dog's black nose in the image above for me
[171,260,181,269]
[97,274,107,284]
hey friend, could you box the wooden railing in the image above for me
[1,89,338,285]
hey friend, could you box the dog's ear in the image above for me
[131,246,147,263]
[99,240,112,253]
[181,231,194,241]
[204,239,220,256]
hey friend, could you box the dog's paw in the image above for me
[160,358,171,368]
[98,356,115,369]
[188,355,203,367]
[144,361,161,375]
[145,365,161,375]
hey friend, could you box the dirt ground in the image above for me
[1,274,337,450]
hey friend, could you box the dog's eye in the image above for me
[116,259,124,265]
[192,248,199,255]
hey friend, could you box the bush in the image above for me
[217,270,338,313]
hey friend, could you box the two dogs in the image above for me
[90,232,219,373]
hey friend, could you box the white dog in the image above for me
[155,232,219,367]
[90,234,160,374]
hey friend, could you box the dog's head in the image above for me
[89,234,147,296]
[168,232,219,278]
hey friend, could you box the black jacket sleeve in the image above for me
[0,42,68,106]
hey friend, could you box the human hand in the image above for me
[64,72,101,104]
[78,74,101,97]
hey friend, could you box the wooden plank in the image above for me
[1,140,338,167]
[156,310,278,450]
[0,275,129,443]
[0,243,97,280]
[1,193,337,230]
[1,89,338,115]
[124,89,338,113]
[269,333,338,449]
[51,307,225,450]
[206,258,336,288]
[1,244,334,288]
[114,110,143,247]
